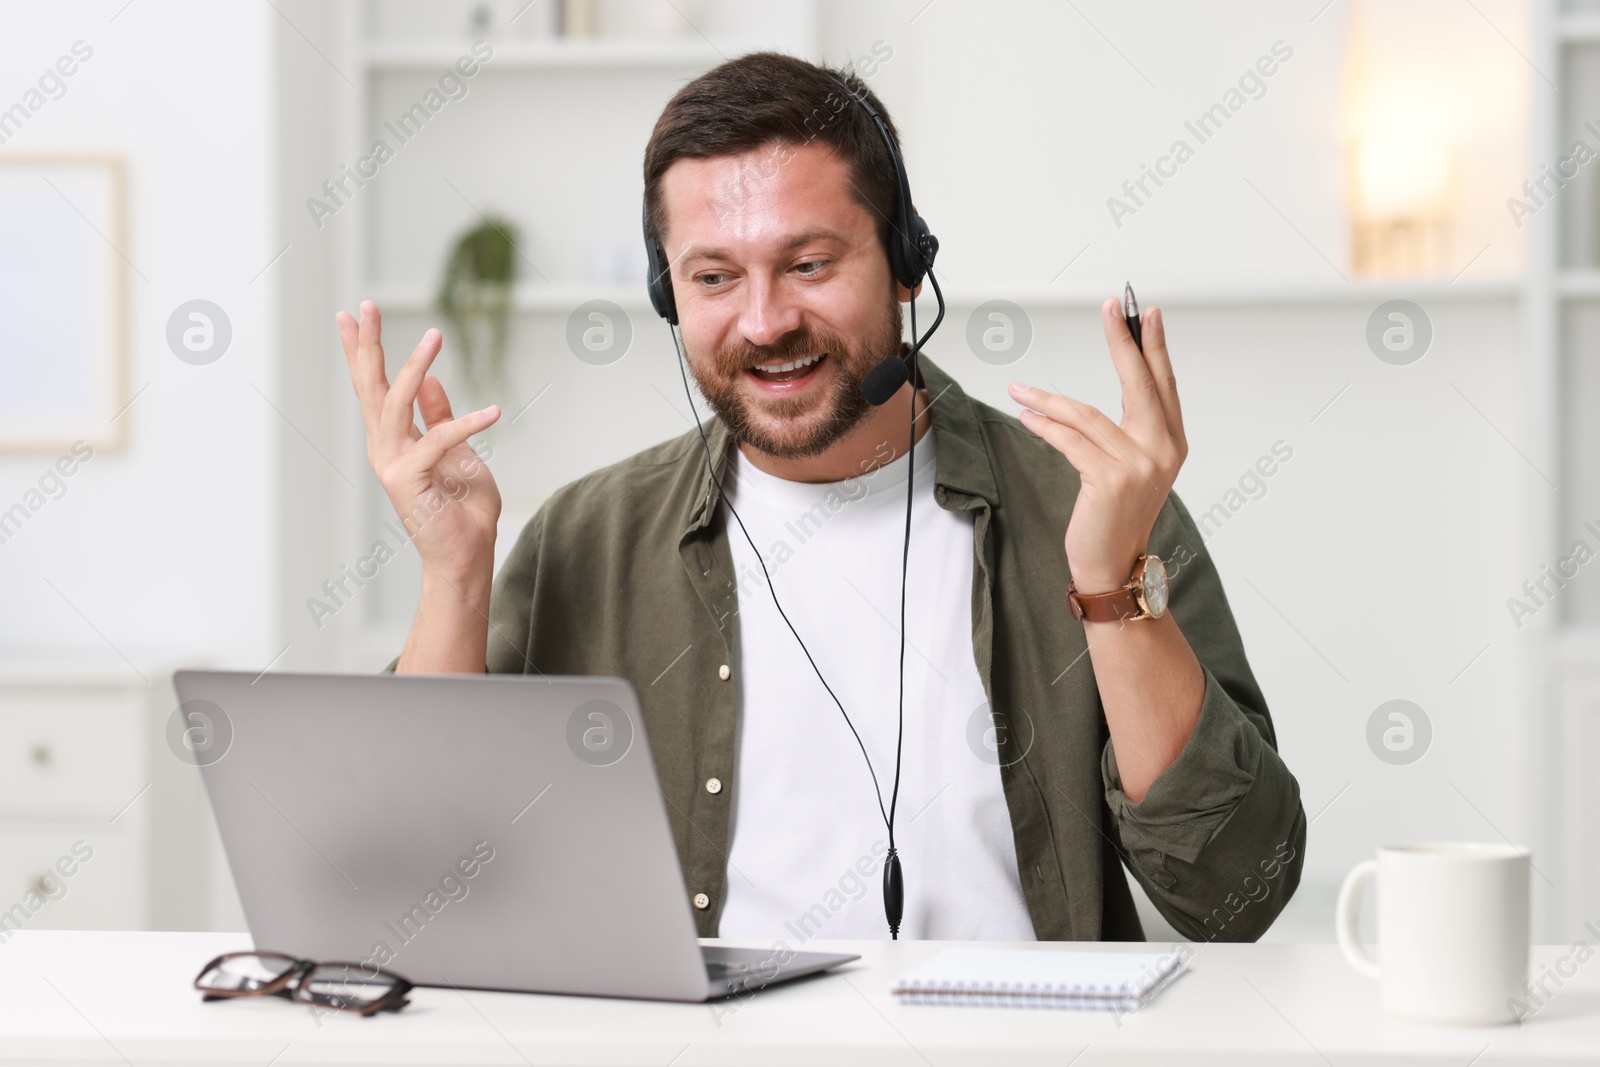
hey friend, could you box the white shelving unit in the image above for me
[1523,0,1600,942]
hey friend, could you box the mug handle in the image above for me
[1336,859,1381,978]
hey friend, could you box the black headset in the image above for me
[643,70,946,939]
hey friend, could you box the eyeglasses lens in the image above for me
[196,954,297,994]
[299,964,403,1010]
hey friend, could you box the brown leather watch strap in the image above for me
[1066,579,1142,623]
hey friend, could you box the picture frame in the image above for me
[0,153,129,452]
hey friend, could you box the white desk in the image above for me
[1,931,1595,1064]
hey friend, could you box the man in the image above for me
[336,52,1304,943]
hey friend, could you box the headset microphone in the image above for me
[644,69,942,940]
[859,356,909,407]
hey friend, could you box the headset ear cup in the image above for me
[915,214,934,275]
[892,216,933,292]
[893,231,917,291]
[908,212,935,287]
[646,241,678,325]
[641,203,678,325]
[887,224,916,291]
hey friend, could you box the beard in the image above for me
[689,295,905,461]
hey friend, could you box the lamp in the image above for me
[1345,7,1457,276]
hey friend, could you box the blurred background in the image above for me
[0,0,1590,947]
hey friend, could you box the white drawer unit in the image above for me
[0,685,146,818]
[0,826,142,933]
[0,663,192,933]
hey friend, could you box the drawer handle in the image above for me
[29,745,50,767]
[30,874,52,896]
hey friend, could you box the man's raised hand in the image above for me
[1009,298,1187,594]
[336,300,503,590]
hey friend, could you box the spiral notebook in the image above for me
[890,947,1189,1010]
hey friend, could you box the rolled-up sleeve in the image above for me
[1100,491,1307,942]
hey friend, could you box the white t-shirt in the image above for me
[716,434,1036,943]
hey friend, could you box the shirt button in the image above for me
[705,777,722,794]
[693,892,710,910]
[718,664,731,681]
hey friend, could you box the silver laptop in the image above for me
[173,669,857,1002]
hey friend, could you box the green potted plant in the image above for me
[436,215,520,399]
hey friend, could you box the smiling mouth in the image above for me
[748,352,827,383]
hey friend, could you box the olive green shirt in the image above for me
[446,353,1305,942]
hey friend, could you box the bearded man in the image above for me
[337,51,1305,945]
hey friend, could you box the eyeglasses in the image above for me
[194,951,413,1015]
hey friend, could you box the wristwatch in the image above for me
[1067,554,1169,623]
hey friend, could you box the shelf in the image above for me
[1559,270,1600,296]
[359,38,728,72]
[363,282,651,315]
[925,278,1522,307]
[362,278,1523,317]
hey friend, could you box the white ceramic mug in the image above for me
[1336,842,1531,1024]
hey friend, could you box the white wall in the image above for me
[0,0,278,672]
[0,0,283,933]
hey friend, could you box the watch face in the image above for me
[1140,556,1169,617]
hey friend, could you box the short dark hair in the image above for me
[642,51,902,258]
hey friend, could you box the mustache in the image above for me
[716,328,843,372]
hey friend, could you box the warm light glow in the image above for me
[1354,136,1452,218]
[1343,1,1461,275]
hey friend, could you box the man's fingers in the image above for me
[406,405,500,475]
[1102,296,1183,442]
[1012,384,1141,463]
[380,328,444,450]
[354,301,390,395]
[337,308,384,433]
[1141,306,1185,445]
[417,373,455,431]
[336,309,358,362]
[1018,408,1111,478]
[1099,297,1171,434]
[335,308,363,399]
